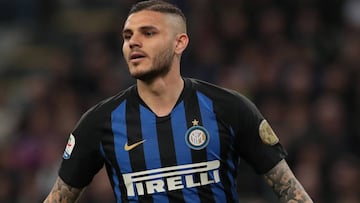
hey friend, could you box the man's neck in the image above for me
[137,75,184,117]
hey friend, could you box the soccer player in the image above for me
[44,0,313,202]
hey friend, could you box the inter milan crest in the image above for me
[185,119,210,150]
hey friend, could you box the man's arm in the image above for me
[44,177,84,203]
[263,159,313,203]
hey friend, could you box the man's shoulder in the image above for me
[185,77,259,115]
[81,85,136,119]
[185,77,246,101]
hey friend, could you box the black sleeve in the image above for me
[233,92,287,174]
[58,106,104,188]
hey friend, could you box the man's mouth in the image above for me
[129,52,146,62]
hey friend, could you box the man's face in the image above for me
[122,10,176,81]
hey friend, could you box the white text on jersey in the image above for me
[122,160,221,196]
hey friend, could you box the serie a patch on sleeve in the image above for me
[259,120,279,146]
[63,134,76,159]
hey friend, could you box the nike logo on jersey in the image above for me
[124,140,146,151]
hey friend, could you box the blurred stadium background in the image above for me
[0,0,359,202]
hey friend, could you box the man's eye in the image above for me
[145,31,155,37]
[123,34,131,40]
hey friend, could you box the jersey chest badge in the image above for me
[185,119,210,150]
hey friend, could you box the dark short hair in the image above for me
[128,0,186,23]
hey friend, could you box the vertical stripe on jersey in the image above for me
[111,101,131,202]
[139,105,161,169]
[139,105,169,203]
[155,111,186,203]
[220,124,239,203]
[100,143,122,203]
[155,116,177,168]
[227,127,239,203]
[196,92,220,159]
[171,101,201,203]
[197,92,237,202]
[196,92,227,203]
[126,100,152,203]
[184,90,216,203]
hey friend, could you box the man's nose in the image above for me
[129,34,142,48]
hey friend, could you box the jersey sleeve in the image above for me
[58,105,105,188]
[232,93,287,174]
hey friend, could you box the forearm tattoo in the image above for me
[263,160,313,203]
[44,177,82,203]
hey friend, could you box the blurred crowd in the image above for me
[0,0,359,203]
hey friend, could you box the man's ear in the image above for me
[174,33,189,54]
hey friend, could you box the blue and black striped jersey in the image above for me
[59,78,287,203]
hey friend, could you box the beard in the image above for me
[129,45,175,82]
